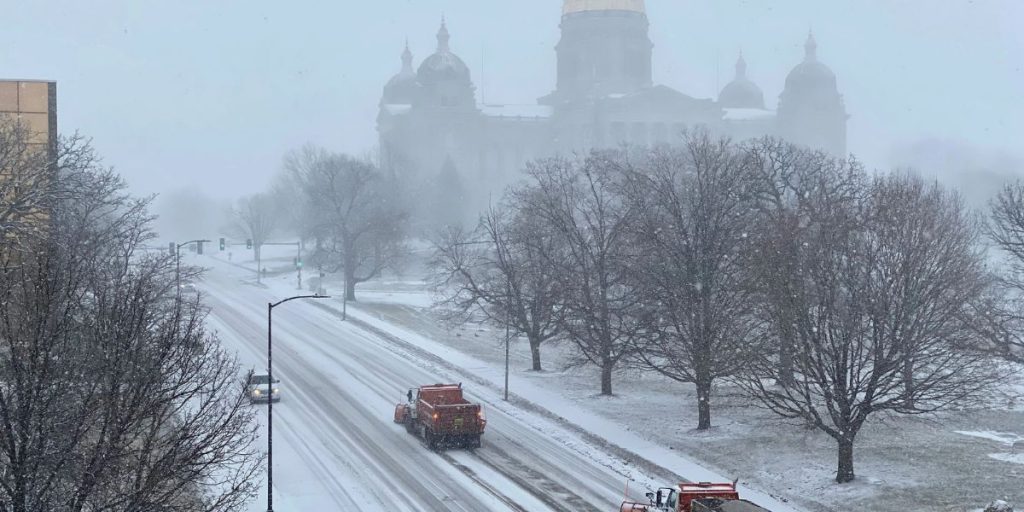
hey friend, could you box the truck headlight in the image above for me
[253,389,262,396]
[272,388,279,394]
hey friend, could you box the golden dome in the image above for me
[563,0,645,15]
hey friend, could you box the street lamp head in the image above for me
[178,238,213,248]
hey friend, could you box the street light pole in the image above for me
[266,293,329,512]
[175,239,211,294]
[266,302,272,512]
[504,281,511,401]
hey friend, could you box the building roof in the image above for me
[480,104,553,118]
[563,0,645,15]
[723,107,775,121]
[381,104,412,116]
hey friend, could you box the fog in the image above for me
[3,0,1021,207]
[6,3,1024,510]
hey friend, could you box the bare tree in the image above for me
[965,181,1024,364]
[430,203,565,371]
[744,137,832,387]
[743,164,997,483]
[0,145,261,511]
[625,135,764,430]
[285,146,408,301]
[267,163,308,243]
[515,153,642,395]
[226,193,278,268]
[0,116,56,254]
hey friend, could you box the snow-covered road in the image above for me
[200,260,642,511]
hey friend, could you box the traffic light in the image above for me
[169,242,176,255]
[196,241,203,255]
[246,239,253,249]
[294,258,303,269]
[219,237,225,251]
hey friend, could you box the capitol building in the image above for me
[377,0,848,213]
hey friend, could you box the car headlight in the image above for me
[272,388,279,394]
[253,389,262,396]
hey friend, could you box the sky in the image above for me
[2,0,1022,200]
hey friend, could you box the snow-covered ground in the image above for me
[193,246,1024,511]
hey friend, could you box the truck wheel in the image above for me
[405,417,416,435]
[425,430,436,451]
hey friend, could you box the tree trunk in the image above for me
[344,270,356,302]
[529,338,542,371]
[836,436,856,483]
[600,361,613,395]
[778,321,796,388]
[696,379,712,430]
[343,241,357,301]
[903,356,915,408]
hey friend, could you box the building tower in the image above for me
[545,0,653,104]
[777,33,848,155]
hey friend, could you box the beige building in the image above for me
[0,79,58,157]
[1,80,58,247]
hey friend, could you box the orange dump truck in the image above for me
[394,383,486,450]
[620,482,771,512]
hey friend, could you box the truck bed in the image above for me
[693,499,773,512]
[419,401,483,434]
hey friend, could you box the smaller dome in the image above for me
[417,20,471,85]
[382,41,419,104]
[719,54,764,109]
[784,33,838,95]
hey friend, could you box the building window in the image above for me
[673,123,686,140]
[631,122,648,147]
[653,123,668,144]
[610,122,626,145]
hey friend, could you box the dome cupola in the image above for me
[777,32,848,156]
[382,40,419,105]
[718,53,765,109]
[783,32,838,96]
[417,19,472,87]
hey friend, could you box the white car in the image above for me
[246,373,281,403]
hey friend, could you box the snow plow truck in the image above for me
[620,482,771,512]
[394,383,486,450]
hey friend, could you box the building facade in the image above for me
[377,0,847,216]
[0,79,57,158]
[1,80,58,244]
